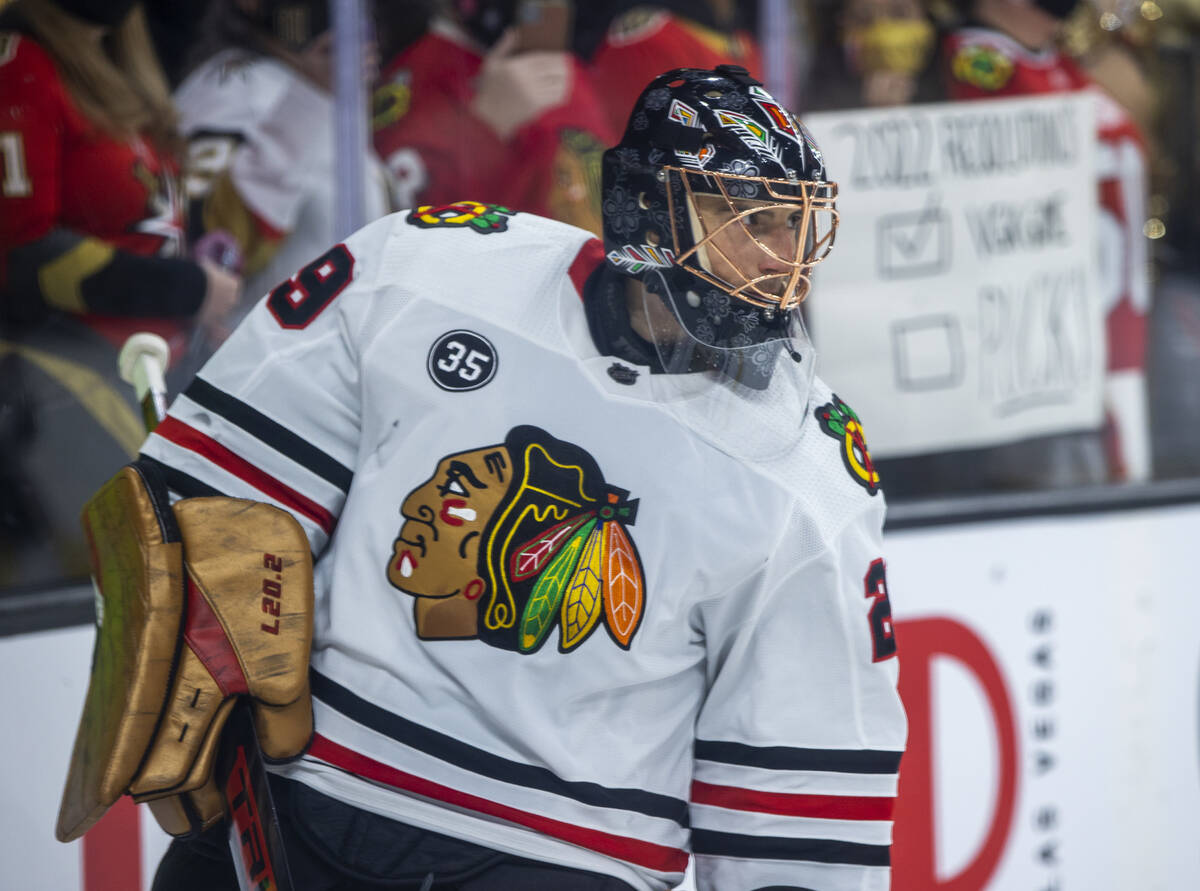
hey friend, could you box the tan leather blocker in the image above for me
[57,464,314,842]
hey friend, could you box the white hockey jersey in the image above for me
[139,208,907,891]
[174,48,391,304]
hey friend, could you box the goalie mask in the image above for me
[599,66,837,460]
[601,67,837,372]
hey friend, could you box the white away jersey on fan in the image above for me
[174,49,391,303]
[139,209,907,891]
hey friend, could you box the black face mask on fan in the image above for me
[54,0,139,27]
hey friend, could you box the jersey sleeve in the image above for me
[689,499,906,891]
[137,214,397,555]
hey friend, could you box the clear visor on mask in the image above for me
[635,267,818,463]
[664,166,838,312]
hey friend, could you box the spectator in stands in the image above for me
[844,0,938,106]
[372,0,616,234]
[940,0,1152,486]
[805,0,941,110]
[0,0,241,589]
[175,0,391,323]
[579,1,763,134]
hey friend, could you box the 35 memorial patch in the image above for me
[427,330,498,392]
[386,425,647,655]
[951,44,1015,91]
[406,200,515,234]
[816,395,881,496]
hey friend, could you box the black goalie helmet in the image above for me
[601,65,838,360]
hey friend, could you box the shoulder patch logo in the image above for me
[427,330,498,392]
[816,395,881,496]
[372,72,411,130]
[386,425,647,655]
[607,9,670,47]
[406,200,515,234]
[952,44,1015,92]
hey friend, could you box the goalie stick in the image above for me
[117,333,295,891]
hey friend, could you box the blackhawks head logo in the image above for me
[386,426,646,654]
[951,44,1015,92]
[816,395,881,496]
[405,200,515,234]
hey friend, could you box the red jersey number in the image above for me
[864,559,897,662]
[267,244,355,329]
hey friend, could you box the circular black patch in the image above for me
[427,330,498,392]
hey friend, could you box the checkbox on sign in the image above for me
[877,207,951,279]
[892,315,964,391]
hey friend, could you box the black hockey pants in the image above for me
[151,775,637,890]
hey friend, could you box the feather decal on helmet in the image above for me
[712,109,786,168]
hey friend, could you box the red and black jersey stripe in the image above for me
[182,376,353,495]
[310,669,689,826]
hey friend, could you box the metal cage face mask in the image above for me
[597,66,832,457]
[601,65,839,352]
[664,166,839,312]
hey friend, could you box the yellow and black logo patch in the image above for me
[372,78,411,131]
[608,8,668,46]
[951,44,1015,92]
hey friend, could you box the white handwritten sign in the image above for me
[804,94,1103,457]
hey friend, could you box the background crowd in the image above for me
[2,0,1198,592]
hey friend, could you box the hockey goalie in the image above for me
[58,64,906,891]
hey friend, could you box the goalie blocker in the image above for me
[56,459,315,841]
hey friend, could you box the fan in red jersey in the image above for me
[371,0,617,234]
[0,0,240,589]
[0,0,240,352]
[943,0,1153,484]
[580,1,764,135]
